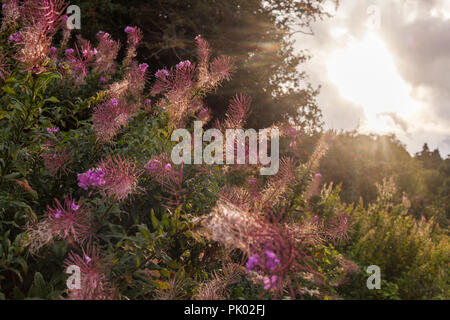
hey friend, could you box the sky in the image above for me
[293,0,450,156]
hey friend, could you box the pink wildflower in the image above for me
[77,168,105,190]
[176,60,191,70]
[92,98,131,143]
[155,69,169,79]
[124,62,148,99]
[54,209,62,219]
[145,156,185,210]
[246,254,260,272]
[123,25,143,66]
[8,32,21,43]
[13,27,51,74]
[328,212,351,244]
[145,159,162,172]
[245,250,280,274]
[44,196,91,245]
[63,244,116,300]
[61,36,96,86]
[42,142,71,176]
[263,275,278,290]
[222,94,251,129]
[48,46,58,61]
[139,63,148,72]
[71,202,80,211]
[197,108,211,123]
[1,0,20,31]
[20,0,69,35]
[93,30,120,77]
[97,155,141,202]
[13,0,68,74]
[195,35,235,90]
[47,126,59,134]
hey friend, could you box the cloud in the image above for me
[378,112,410,132]
[293,0,450,156]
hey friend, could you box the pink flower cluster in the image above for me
[47,126,59,134]
[93,30,120,77]
[155,69,169,79]
[8,32,20,43]
[77,156,141,202]
[92,98,131,143]
[124,26,142,47]
[77,168,106,191]
[176,60,191,70]
[150,36,235,128]
[145,157,185,210]
[44,196,91,244]
[53,200,80,219]
[246,250,281,273]
[123,25,143,66]
[263,275,278,290]
[63,245,116,300]
[9,0,68,74]
[246,251,280,290]
[61,36,98,86]
[97,155,141,202]
[145,159,172,173]
[42,141,71,176]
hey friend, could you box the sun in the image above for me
[326,33,419,133]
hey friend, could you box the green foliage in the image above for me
[71,0,330,131]
[1,0,448,301]
[319,133,449,229]
[342,178,449,299]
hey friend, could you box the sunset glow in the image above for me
[326,33,420,133]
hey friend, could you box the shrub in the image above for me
[0,0,352,300]
[342,178,449,299]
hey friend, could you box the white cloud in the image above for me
[293,0,450,156]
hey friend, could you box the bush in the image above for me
[341,178,449,299]
[0,0,352,300]
[1,0,447,301]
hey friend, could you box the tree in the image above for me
[415,143,443,170]
[70,0,335,131]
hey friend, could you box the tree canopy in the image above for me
[71,0,335,130]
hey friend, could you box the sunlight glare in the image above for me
[326,33,420,133]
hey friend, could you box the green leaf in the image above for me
[8,145,19,161]
[15,257,28,274]
[32,272,47,298]
[2,86,16,95]
[3,172,21,181]
[151,211,159,229]
[45,96,60,103]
